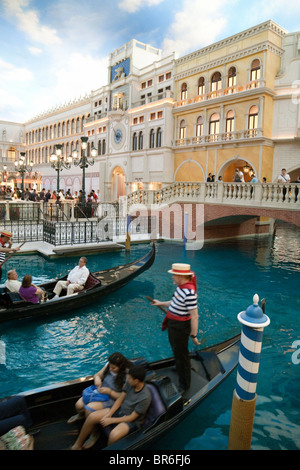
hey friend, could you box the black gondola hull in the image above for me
[0,245,155,324]
[15,334,240,450]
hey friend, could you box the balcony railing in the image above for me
[175,79,265,108]
[173,129,262,147]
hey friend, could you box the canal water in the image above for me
[0,221,299,450]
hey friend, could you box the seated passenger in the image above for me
[52,257,89,299]
[68,352,130,423]
[4,269,21,293]
[71,364,152,450]
[19,275,44,304]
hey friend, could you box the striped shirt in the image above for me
[0,239,7,264]
[168,285,197,319]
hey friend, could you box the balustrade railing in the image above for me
[127,182,300,210]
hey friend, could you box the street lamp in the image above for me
[14,152,33,200]
[72,136,97,203]
[50,144,72,195]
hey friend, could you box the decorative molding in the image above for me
[175,20,287,68]
[175,41,284,81]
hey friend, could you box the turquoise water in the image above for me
[0,221,299,450]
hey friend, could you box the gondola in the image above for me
[0,244,155,324]
[18,334,240,450]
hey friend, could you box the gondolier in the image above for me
[151,263,200,394]
[0,231,20,281]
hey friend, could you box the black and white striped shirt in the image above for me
[168,285,197,319]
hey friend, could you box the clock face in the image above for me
[114,128,123,144]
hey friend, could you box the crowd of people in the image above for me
[0,186,100,204]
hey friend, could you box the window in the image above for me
[147,79,153,87]
[139,116,144,123]
[196,116,203,139]
[157,111,163,119]
[133,118,138,125]
[250,59,261,82]
[149,129,155,148]
[159,74,164,82]
[181,83,187,100]
[138,131,143,150]
[198,77,205,95]
[226,110,234,133]
[179,119,186,139]
[248,105,258,137]
[209,113,220,141]
[150,112,156,120]
[166,72,171,80]
[132,132,137,150]
[228,67,237,88]
[156,128,162,148]
[211,72,222,92]
[141,82,146,89]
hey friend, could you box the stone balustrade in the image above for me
[127,182,300,211]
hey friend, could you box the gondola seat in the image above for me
[143,383,166,428]
[83,274,101,290]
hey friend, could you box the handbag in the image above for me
[82,385,109,404]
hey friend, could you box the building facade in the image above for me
[0,21,299,201]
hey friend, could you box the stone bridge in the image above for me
[126,182,300,242]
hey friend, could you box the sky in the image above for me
[1,0,300,123]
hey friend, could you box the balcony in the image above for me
[173,128,263,147]
[174,80,265,108]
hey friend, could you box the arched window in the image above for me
[138,131,143,150]
[209,113,220,141]
[198,77,205,95]
[211,72,222,92]
[250,59,261,82]
[102,139,106,155]
[179,119,186,139]
[196,116,203,138]
[248,105,258,137]
[156,127,162,148]
[228,67,237,88]
[181,82,187,100]
[149,129,155,148]
[226,110,234,133]
[132,132,137,150]
[98,140,102,155]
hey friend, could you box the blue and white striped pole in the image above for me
[228,294,270,450]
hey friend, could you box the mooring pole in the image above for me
[125,214,131,251]
[228,294,270,450]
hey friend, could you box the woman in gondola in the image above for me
[67,352,131,424]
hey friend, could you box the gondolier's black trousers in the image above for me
[167,319,191,391]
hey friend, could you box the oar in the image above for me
[146,296,168,314]
[0,241,26,267]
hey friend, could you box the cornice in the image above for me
[175,20,287,67]
[175,41,284,81]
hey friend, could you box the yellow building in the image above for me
[172,20,287,183]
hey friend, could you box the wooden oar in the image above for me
[146,295,168,314]
[0,241,26,267]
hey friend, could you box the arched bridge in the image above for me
[127,181,300,227]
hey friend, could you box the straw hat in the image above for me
[168,263,193,275]
[1,230,12,238]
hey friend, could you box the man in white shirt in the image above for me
[278,168,290,183]
[4,269,21,293]
[52,257,89,298]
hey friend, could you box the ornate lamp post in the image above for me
[72,136,97,203]
[14,152,33,200]
[50,144,72,195]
